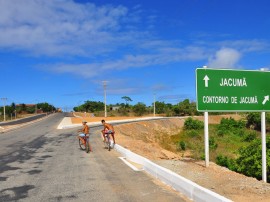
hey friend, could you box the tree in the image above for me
[73,101,104,112]
[2,105,13,116]
[133,102,147,116]
[84,101,104,112]
[121,96,132,106]
[155,101,166,114]
[11,102,16,111]
[37,102,56,112]
[177,99,197,116]
[246,113,261,130]
[21,103,27,112]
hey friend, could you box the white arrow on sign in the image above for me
[203,75,210,87]
[262,95,269,105]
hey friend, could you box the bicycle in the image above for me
[77,133,91,153]
[103,133,114,151]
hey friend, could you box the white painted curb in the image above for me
[114,144,232,202]
[57,117,167,129]
[118,157,144,172]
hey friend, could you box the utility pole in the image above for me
[33,99,39,114]
[102,81,108,117]
[153,93,156,117]
[1,98,7,121]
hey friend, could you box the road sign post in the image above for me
[204,111,209,167]
[196,68,270,181]
[261,112,267,182]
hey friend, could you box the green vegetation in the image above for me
[132,102,147,116]
[73,98,202,117]
[171,115,270,182]
[36,102,56,112]
[184,117,204,130]
[73,100,104,113]
[178,141,186,151]
[0,102,56,121]
[121,96,132,106]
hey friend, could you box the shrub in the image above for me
[246,113,261,130]
[217,129,225,137]
[218,117,245,130]
[216,155,237,171]
[237,129,246,137]
[209,137,218,150]
[178,141,186,151]
[133,102,147,116]
[200,153,205,160]
[235,137,270,181]
[217,117,246,136]
[184,117,204,130]
[236,140,262,179]
[216,155,229,167]
[242,131,257,142]
[186,130,200,138]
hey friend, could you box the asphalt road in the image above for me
[0,113,187,202]
[0,114,47,126]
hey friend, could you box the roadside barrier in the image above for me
[114,144,232,202]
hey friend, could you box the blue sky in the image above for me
[1,0,270,111]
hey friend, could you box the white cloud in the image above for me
[0,0,210,63]
[158,94,191,103]
[46,46,207,78]
[0,0,128,55]
[259,67,269,71]
[1,0,268,76]
[218,40,268,53]
[207,48,241,69]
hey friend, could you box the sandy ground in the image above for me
[109,115,270,202]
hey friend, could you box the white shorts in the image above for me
[79,133,87,137]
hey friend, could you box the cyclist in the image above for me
[78,120,90,137]
[101,119,115,144]
[78,120,92,152]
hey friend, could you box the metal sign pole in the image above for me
[204,111,209,167]
[202,65,209,167]
[261,112,267,182]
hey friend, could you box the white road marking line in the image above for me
[118,157,144,172]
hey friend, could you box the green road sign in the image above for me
[196,68,270,112]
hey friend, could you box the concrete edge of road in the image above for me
[57,116,167,129]
[118,157,144,172]
[114,144,232,202]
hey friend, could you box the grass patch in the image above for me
[170,117,261,161]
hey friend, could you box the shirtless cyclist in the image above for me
[101,120,115,144]
[78,120,89,136]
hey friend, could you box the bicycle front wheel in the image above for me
[107,137,111,151]
[85,140,90,153]
[79,138,86,150]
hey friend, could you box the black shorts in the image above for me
[105,130,114,134]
